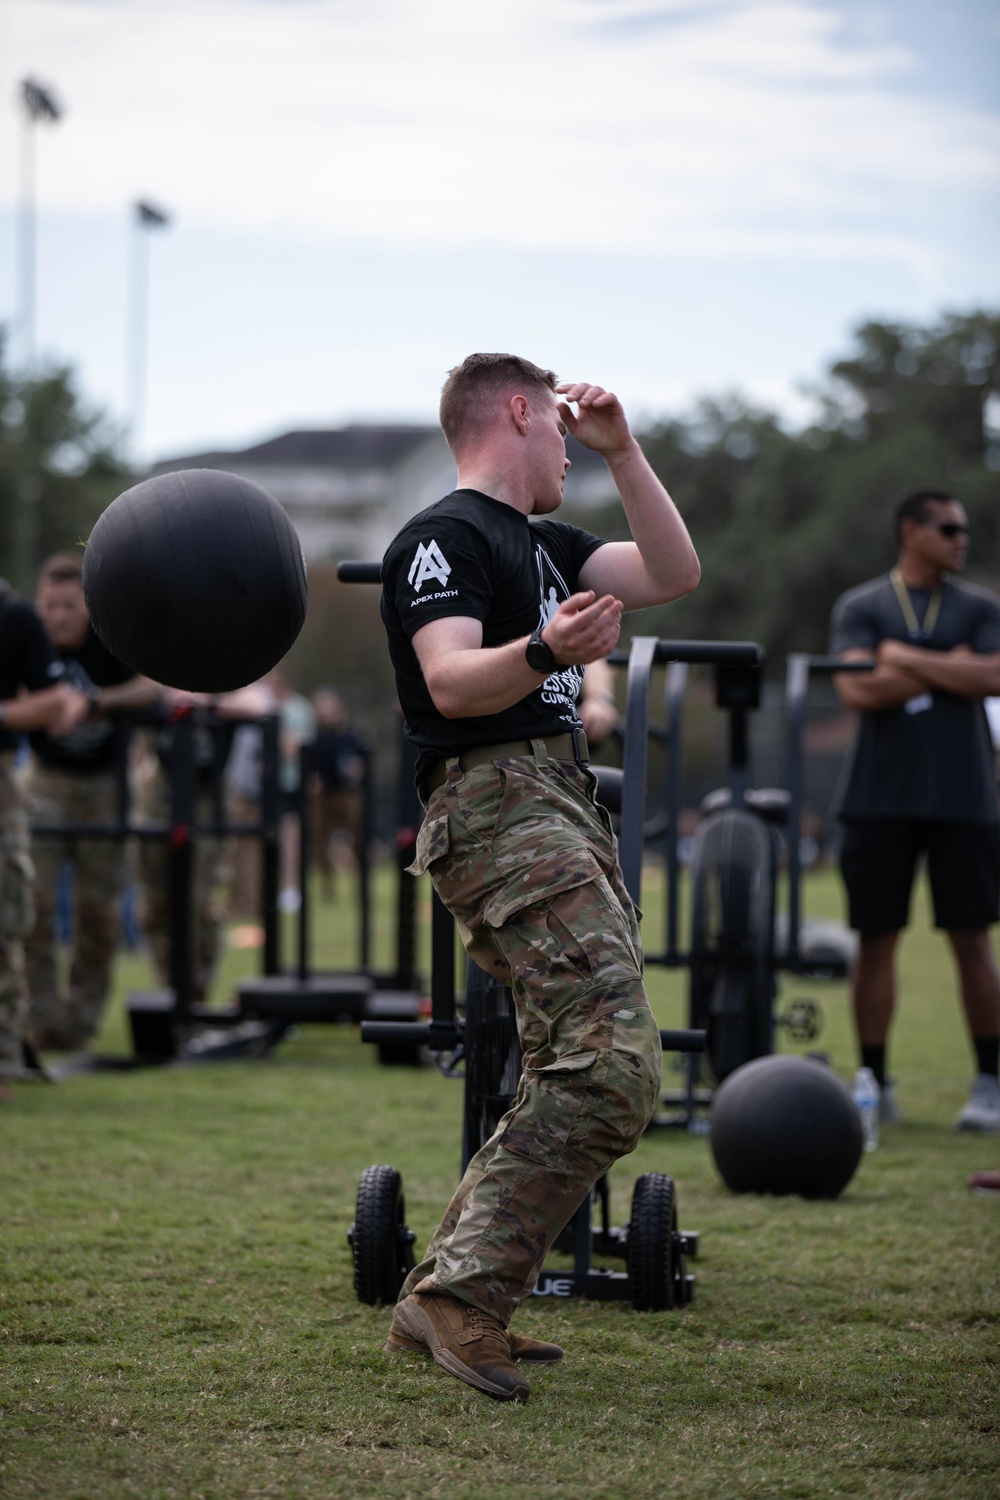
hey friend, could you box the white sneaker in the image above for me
[880,1078,903,1125]
[955,1075,1000,1133]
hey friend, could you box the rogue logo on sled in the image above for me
[532,1274,573,1297]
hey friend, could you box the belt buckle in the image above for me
[571,726,589,767]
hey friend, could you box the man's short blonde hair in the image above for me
[439,353,557,456]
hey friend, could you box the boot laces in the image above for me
[465,1306,506,1349]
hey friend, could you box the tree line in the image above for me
[2,311,998,731]
[0,340,130,595]
[609,309,1000,661]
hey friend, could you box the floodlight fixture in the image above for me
[135,200,171,229]
[21,77,62,124]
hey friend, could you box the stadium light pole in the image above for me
[128,199,172,463]
[11,78,61,591]
[17,76,62,373]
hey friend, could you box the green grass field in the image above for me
[1,868,997,1500]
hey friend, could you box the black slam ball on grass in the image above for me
[83,469,307,693]
[710,1055,863,1199]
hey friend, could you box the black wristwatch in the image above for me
[525,629,557,674]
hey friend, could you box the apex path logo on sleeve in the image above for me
[408,540,451,592]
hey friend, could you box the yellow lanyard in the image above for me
[890,568,942,642]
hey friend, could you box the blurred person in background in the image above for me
[138,682,269,999]
[831,484,1000,1134]
[266,668,316,915]
[309,687,367,900]
[576,658,620,749]
[0,574,89,1088]
[25,553,160,1052]
[224,679,275,929]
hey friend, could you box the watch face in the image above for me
[526,636,554,673]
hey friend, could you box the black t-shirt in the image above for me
[381,490,605,783]
[0,584,64,752]
[29,627,136,772]
[829,573,1000,824]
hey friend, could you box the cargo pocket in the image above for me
[0,828,36,942]
[498,1047,609,1167]
[481,850,598,929]
[406,810,450,876]
[483,855,646,1045]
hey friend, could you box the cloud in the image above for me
[3,0,997,279]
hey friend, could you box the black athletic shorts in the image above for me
[839,819,1000,936]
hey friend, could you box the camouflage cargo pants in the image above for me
[0,758,35,1077]
[399,740,661,1326]
[23,764,129,1049]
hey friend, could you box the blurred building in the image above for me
[152,425,619,562]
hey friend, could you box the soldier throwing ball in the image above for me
[379,354,700,1400]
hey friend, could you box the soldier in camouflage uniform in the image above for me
[25,767,136,1048]
[0,577,89,1083]
[25,555,159,1052]
[379,355,700,1400]
[0,760,37,1083]
[399,750,660,1316]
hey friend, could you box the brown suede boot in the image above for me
[389,1291,530,1401]
[386,1303,563,1363]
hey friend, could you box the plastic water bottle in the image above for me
[853,1067,880,1153]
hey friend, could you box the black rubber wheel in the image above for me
[461,959,521,1172]
[628,1172,684,1311]
[351,1164,415,1306]
[689,808,777,1084]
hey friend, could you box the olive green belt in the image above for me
[423,731,589,797]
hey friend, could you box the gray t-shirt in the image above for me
[829,573,1000,824]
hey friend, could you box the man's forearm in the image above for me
[423,638,547,719]
[586,441,700,610]
[609,441,701,603]
[891,647,1000,699]
[416,594,622,720]
[96,676,161,713]
[1,685,73,733]
[835,667,927,712]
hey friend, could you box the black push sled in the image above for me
[349,912,704,1311]
[334,584,717,1309]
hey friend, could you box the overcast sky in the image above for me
[1,0,998,461]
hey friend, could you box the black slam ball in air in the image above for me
[83,469,308,693]
[710,1055,863,1199]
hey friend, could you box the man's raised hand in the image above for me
[556,382,634,458]
[541,590,623,666]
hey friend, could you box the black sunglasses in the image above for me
[926,521,969,539]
